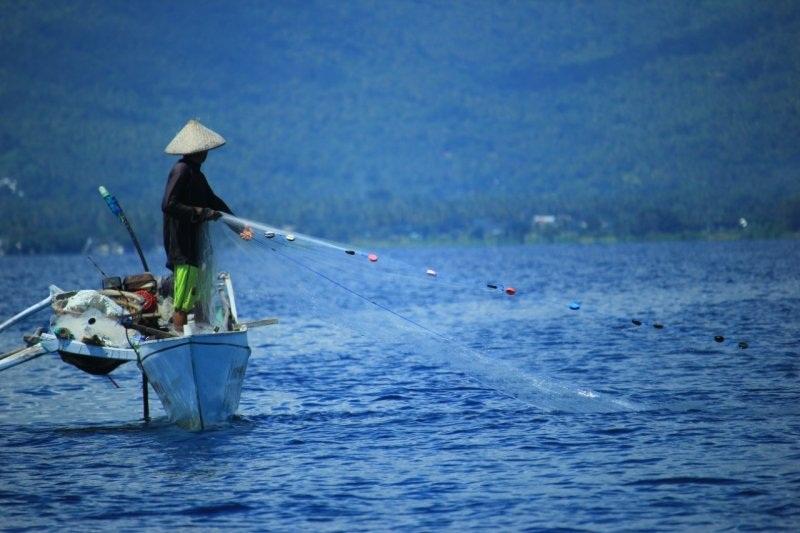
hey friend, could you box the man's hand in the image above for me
[195,207,222,221]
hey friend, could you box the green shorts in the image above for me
[173,264,199,312]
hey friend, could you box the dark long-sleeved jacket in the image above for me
[162,157,232,270]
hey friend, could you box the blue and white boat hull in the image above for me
[139,330,251,430]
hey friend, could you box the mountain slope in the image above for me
[1,0,798,253]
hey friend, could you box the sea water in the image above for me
[0,240,798,530]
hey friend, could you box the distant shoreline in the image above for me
[1,230,797,258]
[356,229,800,248]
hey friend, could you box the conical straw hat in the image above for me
[164,119,226,155]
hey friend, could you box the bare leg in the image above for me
[173,310,187,333]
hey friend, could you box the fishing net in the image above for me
[209,214,635,413]
[195,224,225,329]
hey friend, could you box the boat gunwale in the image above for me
[39,327,250,364]
[139,338,250,364]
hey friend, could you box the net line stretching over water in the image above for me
[219,214,637,413]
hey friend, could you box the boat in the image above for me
[0,186,274,430]
[0,270,272,430]
[139,328,251,430]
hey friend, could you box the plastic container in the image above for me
[184,314,196,336]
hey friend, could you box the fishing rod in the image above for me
[97,185,152,421]
[86,255,108,277]
[98,185,150,272]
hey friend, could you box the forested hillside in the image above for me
[1,0,799,254]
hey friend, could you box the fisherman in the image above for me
[162,119,246,333]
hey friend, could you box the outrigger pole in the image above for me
[0,294,53,335]
[98,186,150,273]
[97,185,151,421]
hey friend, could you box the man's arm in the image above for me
[203,183,252,239]
[208,193,233,216]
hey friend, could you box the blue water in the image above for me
[1,240,799,531]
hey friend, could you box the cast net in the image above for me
[212,214,635,413]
